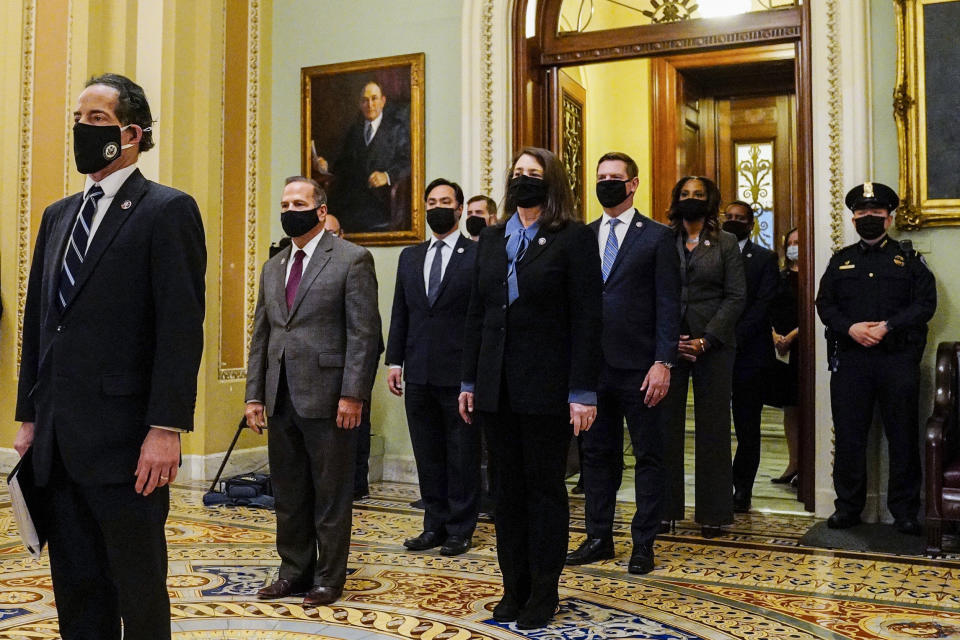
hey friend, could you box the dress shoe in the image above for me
[565,537,614,565]
[701,525,724,539]
[826,511,861,529]
[440,535,471,556]
[732,489,751,514]
[771,470,798,484]
[403,530,445,551]
[302,585,342,607]
[410,499,425,509]
[627,545,655,575]
[895,519,922,536]
[516,598,559,630]
[257,578,306,600]
[492,593,523,622]
[570,478,584,495]
[658,520,674,534]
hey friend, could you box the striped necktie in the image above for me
[601,218,622,282]
[58,184,104,310]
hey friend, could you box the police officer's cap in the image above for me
[845,182,899,212]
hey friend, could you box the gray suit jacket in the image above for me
[245,232,381,419]
[675,228,746,348]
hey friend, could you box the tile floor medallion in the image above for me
[2,481,960,639]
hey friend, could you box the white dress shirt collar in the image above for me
[292,229,324,258]
[600,207,636,226]
[367,112,384,140]
[84,164,138,199]
[739,237,749,252]
[430,231,460,252]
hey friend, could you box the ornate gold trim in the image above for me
[63,0,73,197]
[480,0,495,195]
[16,0,37,371]
[826,0,843,251]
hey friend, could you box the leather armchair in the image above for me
[925,341,960,556]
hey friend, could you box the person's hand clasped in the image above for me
[135,427,181,496]
[337,397,363,429]
[641,363,671,407]
[387,368,404,396]
[570,402,597,436]
[848,321,887,348]
[458,391,474,424]
[245,402,267,434]
[368,171,389,188]
[677,334,707,362]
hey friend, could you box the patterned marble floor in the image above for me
[2,481,960,639]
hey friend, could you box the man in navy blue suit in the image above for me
[386,178,480,556]
[566,152,681,575]
[722,201,779,513]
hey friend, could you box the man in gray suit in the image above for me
[245,176,381,607]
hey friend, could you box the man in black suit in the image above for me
[722,201,779,513]
[14,74,205,640]
[386,178,479,555]
[566,152,681,575]
[314,81,410,233]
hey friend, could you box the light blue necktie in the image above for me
[601,218,621,282]
[364,122,374,145]
[507,228,529,305]
[58,184,104,309]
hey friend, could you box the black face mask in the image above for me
[854,214,887,240]
[427,207,458,235]
[465,215,487,237]
[676,198,710,222]
[722,220,751,241]
[73,122,126,174]
[508,175,548,208]
[596,180,630,208]
[281,207,321,237]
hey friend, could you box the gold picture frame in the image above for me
[301,53,425,246]
[894,0,960,230]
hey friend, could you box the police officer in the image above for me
[815,182,936,534]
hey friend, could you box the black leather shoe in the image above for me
[492,594,523,622]
[826,511,861,529]
[627,545,655,575]
[257,578,308,600]
[440,535,471,556]
[895,519,922,536]
[570,478,584,495]
[516,599,559,630]
[701,525,724,539]
[565,537,615,565]
[733,489,751,513]
[302,585,342,606]
[403,531,445,550]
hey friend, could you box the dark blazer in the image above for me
[461,219,602,416]
[734,239,779,369]
[675,228,747,347]
[330,113,410,233]
[246,233,381,419]
[589,210,680,370]
[15,169,206,486]
[386,234,476,386]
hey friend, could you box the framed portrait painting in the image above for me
[302,53,425,245]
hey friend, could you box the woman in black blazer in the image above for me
[459,147,602,630]
[658,176,746,537]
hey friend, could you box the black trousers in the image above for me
[44,450,170,640]
[830,347,922,521]
[731,363,767,495]
[269,378,357,588]
[354,403,372,495]
[405,382,480,537]
[482,401,571,612]
[661,346,735,526]
[581,365,662,547]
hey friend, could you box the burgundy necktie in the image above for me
[285,249,306,310]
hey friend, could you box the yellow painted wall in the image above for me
[570,59,653,223]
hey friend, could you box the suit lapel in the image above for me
[288,232,334,319]
[431,235,468,304]
[273,245,293,313]
[415,240,431,306]
[45,195,84,315]
[517,225,553,269]
[61,171,148,317]
[605,210,648,283]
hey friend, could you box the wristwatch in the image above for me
[655,360,674,369]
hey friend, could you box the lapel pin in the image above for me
[747,253,752,258]
[121,200,132,209]
[538,237,546,246]
[281,258,286,265]
[704,240,711,246]
[636,221,642,228]
[457,247,464,254]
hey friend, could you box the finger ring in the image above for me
[160,476,169,481]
